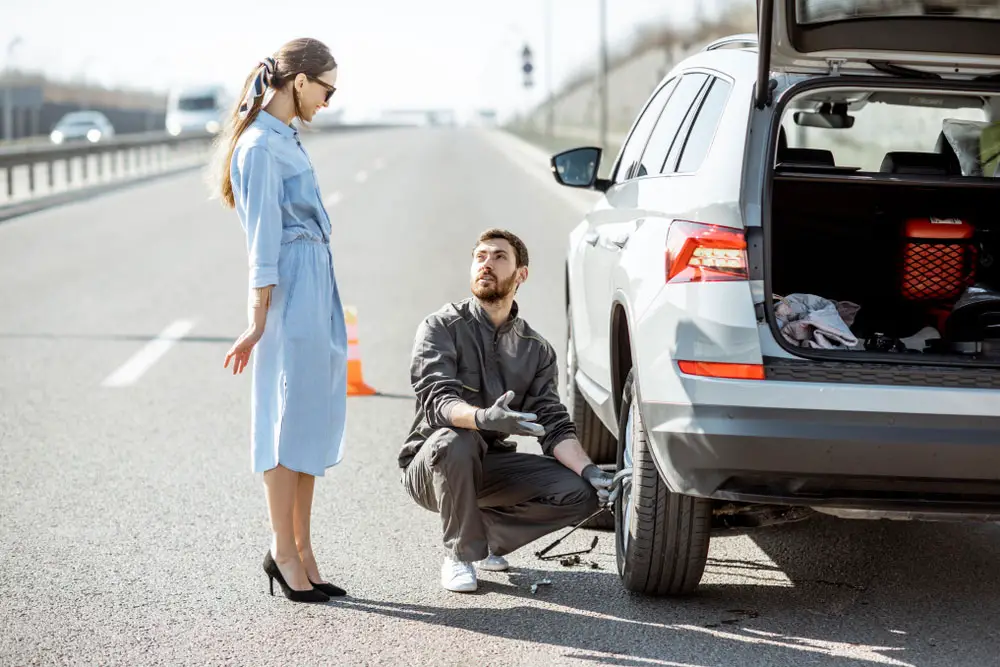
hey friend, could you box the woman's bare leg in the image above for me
[293,472,326,584]
[263,465,312,590]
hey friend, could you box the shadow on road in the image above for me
[335,515,1000,667]
[337,581,902,667]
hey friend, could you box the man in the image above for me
[399,228,615,593]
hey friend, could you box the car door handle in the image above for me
[584,231,600,246]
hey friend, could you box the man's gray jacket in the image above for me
[398,297,577,468]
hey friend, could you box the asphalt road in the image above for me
[2,126,1000,667]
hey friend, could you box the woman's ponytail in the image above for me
[212,58,281,208]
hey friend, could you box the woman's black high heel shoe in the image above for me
[263,551,329,603]
[308,579,347,597]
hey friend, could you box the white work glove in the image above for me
[581,464,615,504]
[475,390,545,437]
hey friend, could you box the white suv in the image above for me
[551,0,1000,596]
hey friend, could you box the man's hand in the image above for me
[475,391,546,437]
[581,464,614,504]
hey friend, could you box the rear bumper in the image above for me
[643,401,1000,515]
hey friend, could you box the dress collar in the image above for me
[256,109,297,138]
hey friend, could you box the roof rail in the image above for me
[703,33,759,52]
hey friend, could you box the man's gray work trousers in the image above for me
[402,427,600,562]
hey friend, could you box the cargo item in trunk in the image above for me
[774,293,861,350]
[900,217,977,303]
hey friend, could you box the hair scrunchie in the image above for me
[238,57,278,119]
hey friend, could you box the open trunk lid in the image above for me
[757,0,1000,95]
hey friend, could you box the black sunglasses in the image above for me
[307,75,337,103]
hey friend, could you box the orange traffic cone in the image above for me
[345,305,377,396]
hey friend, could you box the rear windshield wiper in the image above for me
[867,60,942,79]
[869,59,1000,81]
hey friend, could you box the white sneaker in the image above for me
[478,553,510,572]
[441,557,478,593]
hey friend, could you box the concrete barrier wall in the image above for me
[518,46,687,147]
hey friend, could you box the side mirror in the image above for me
[551,146,608,191]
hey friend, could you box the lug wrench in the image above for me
[534,467,632,561]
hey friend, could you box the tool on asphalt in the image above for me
[345,305,377,396]
[534,467,632,561]
[530,578,552,594]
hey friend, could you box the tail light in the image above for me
[666,221,748,284]
[678,360,765,380]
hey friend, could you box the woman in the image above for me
[217,38,347,603]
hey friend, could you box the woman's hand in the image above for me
[224,325,264,375]
[225,285,273,375]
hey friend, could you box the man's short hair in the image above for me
[475,228,529,268]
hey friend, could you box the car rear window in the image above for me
[796,0,1000,24]
[778,88,997,176]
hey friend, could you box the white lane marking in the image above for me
[484,130,599,215]
[373,158,385,170]
[101,319,195,388]
[325,191,342,206]
[355,170,369,183]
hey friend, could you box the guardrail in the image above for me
[0,130,216,202]
[0,124,387,207]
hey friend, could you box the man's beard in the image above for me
[471,271,517,303]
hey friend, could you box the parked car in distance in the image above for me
[50,111,115,145]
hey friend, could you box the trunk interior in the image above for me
[770,173,1000,366]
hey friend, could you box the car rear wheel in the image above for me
[615,369,712,595]
[566,303,617,530]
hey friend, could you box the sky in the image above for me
[1,0,734,120]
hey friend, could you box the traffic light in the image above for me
[521,44,534,89]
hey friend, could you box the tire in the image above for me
[566,304,617,465]
[614,369,712,596]
[566,303,617,530]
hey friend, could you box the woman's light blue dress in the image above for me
[230,110,347,476]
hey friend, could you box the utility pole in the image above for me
[597,0,608,151]
[521,42,536,130]
[3,36,23,143]
[521,43,535,90]
[544,0,554,138]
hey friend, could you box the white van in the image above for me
[166,85,228,136]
